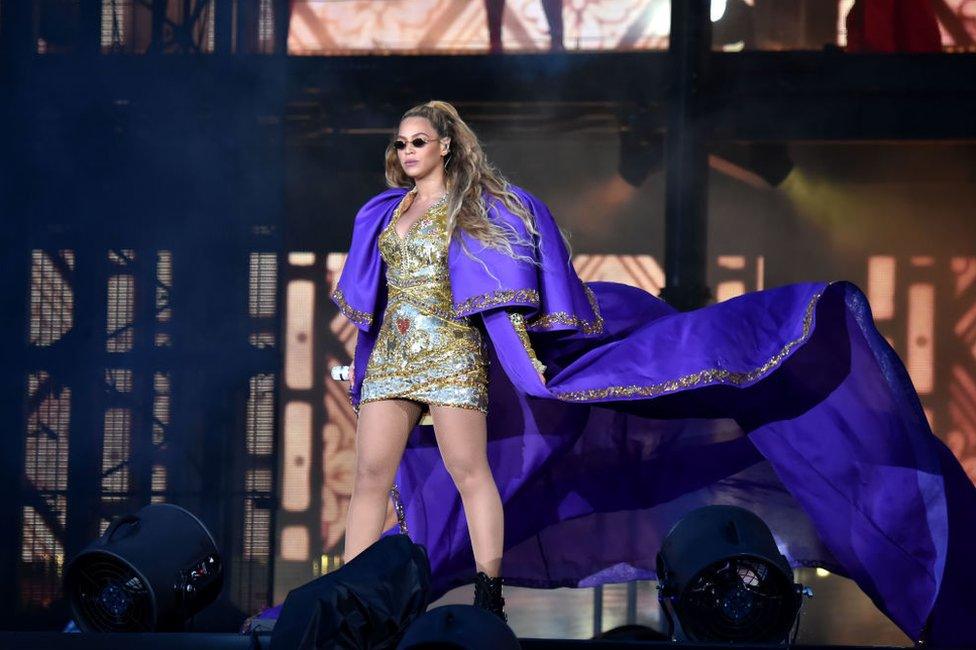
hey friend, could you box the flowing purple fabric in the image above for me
[330,185,976,646]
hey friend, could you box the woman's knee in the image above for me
[444,456,492,492]
[353,457,396,493]
[352,399,419,493]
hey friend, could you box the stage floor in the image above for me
[429,569,909,645]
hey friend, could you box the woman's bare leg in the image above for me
[429,405,503,577]
[342,398,423,564]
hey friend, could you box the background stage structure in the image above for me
[2,0,976,643]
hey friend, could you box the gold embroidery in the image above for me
[584,284,606,334]
[390,483,408,535]
[527,284,605,335]
[552,289,823,401]
[388,282,468,324]
[508,311,546,373]
[452,288,541,317]
[331,287,373,329]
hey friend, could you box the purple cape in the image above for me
[331,185,976,646]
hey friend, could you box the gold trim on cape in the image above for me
[451,284,605,335]
[452,288,541,316]
[551,288,823,401]
[331,287,373,329]
[526,284,605,335]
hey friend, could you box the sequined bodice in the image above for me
[378,194,462,322]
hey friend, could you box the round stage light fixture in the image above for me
[656,505,805,644]
[63,503,222,632]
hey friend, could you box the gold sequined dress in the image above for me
[359,192,489,413]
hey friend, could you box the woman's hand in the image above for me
[537,369,546,385]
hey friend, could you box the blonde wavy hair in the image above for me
[384,100,573,283]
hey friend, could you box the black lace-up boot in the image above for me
[473,571,507,622]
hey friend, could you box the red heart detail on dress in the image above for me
[396,318,410,334]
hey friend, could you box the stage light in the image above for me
[396,605,519,650]
[618,108,664,188]
[712,0,756,50]
[712,0,729,22]
[711,142,794,187]
[656,505,805,644]
[63,504,222,632]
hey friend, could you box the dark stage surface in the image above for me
[0,632,941,650]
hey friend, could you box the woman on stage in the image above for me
[337,100,542,620]
[332,100,976,644]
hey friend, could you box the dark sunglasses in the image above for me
[392,137,441,151]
